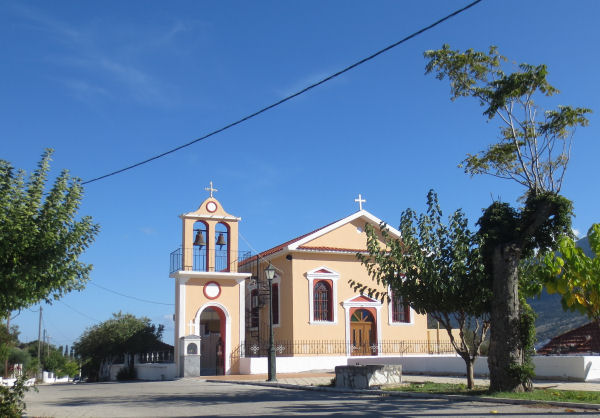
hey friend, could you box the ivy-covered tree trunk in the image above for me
[487,244,524,392]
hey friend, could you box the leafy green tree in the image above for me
[1,322,20,378]
[425,44,589,392]
[0,347,32,377]
[43,348,67,376]
[74,313,164,381]
[0,149,100,313]
[0,376,34,418]
[62,359,80,379]
[537,224,600,346]
[356,190,490,389]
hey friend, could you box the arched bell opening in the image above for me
[215,222,230,272]
[193,221,208,271]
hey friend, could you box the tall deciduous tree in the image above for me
[424,45,589,392]
[74,313,164,381]
[0,150,99,313]
[356,190,490,389]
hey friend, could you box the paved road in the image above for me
[24,379,599,417]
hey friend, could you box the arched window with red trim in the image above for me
[314,281,332,321]
[272,283,279,325]
[250,289,259,328]
[391,292,410,323]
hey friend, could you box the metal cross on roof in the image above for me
[354,194,366,211]
[205,181,218,198]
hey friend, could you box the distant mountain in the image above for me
[530,234,594,347]
[576,235,592,257]
[528,289,588,347]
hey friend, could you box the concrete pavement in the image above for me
[24,378,600,417]
[206,371,600,392]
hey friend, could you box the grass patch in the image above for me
[489,389,600,404]
[386,382,600,405]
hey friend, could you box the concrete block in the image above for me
[335,364,402,389]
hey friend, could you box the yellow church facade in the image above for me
[170,187,452,377]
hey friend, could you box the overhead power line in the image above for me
[90,281,174,306]
[59,300,100,323]
[82,0,484,185]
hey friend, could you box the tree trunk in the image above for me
[487,243,524,392]
[595,320,600,354]
[466,358,475,390]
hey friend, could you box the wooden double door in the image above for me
[350,309,376,356]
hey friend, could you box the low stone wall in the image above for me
[239,354,600,382]
[109,363,177,381]
[335,365,402,389]
[239,355,348,374]
[136,363,177,380]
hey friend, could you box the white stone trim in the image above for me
[177,277,190,342]
[342,295,383,356]
[288,210,401,250]
[387,288,414,326]
[306,267,339,325]
[180,213,242,221]
[193,302,232,374]
[170,271,251,281]
[239,278,245,350]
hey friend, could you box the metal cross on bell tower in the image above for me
[205,181,218,198]
[354,194,366,211]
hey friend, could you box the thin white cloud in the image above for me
[572,228,581,238]
[139,227,157,236]
[276,69,348,99]
[58,78,112,103]
[10,3,177,107]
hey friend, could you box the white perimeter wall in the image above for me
[239,355,600,382]
[109,363,177,381]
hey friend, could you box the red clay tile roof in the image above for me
[537,320,600,355]
[296,246,368,253]
[239,216,346,266]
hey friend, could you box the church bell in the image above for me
[193,231,205,247]
[216,233,226,249]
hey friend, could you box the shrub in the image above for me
[116,366,137,381]
[0,376,34,418]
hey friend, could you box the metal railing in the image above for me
[233,339,456,358]
[137,350,174,364]
[170,247,251,273]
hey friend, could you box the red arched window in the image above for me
[272,283,279,325]
[314,281,332,321]
[250,289,259,328]
[392,292,410,323]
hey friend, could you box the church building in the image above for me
[170,185,450,377]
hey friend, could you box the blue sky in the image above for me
[3,0,599,347]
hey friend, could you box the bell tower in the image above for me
[170,182,251,376]
[180,181,242,273]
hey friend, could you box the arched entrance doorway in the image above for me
[350,309,376,356]
[199,307,225,375]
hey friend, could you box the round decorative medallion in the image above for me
[206,201,217,213]
[204,281,221,299]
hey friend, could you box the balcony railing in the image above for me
[233,339,456,358]
[170,247,251,273]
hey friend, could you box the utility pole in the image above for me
[4,312,9,378]
[42,328,46,363]
[37,306,42,362]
